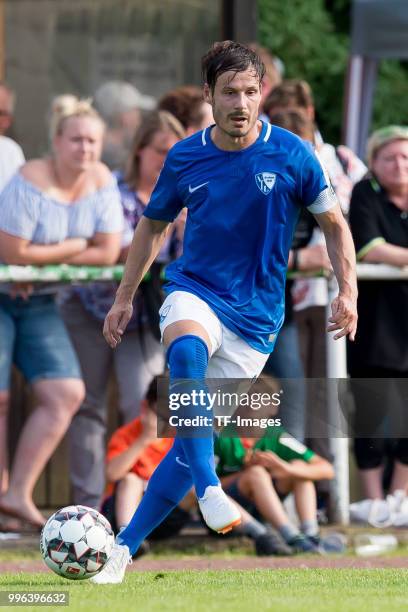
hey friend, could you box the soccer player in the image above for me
[95,41,357,583]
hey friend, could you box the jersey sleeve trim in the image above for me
[307,187,338,214]
[302,449,315,462]
[356,236,386,261]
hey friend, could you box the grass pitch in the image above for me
[0,569,407,612]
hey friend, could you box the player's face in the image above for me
[205,68,261,140]
[372,140,408,192]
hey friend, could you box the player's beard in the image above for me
[218,112,257,140]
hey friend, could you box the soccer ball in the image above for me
[40,505,115,580]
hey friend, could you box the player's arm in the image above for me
[103,217,170,347]
[104,147,183,347]
[314,203,358,341]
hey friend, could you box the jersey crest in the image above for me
[255,172,276,195]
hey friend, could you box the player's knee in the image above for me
[167,335,209,378]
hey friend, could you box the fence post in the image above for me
[326,275,350,524]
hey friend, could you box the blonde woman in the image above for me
[0,97,123,528]
[61,110,185,509]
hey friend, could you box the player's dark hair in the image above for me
[144,375,159,407]
[201,40,265,92]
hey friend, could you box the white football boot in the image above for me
[90,542,132,585]
[198,485,241,534]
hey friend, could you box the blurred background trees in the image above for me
[258,0,408,146]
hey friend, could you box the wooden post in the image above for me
[221,0,257,42]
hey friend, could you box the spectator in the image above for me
[158,85,213,135]
[0,82,16,137]
[265,83,366,516]
[0,136,24,194]
[158,87,215,251]
[94,80,156,170]
[0,83,25,192]
[0,96,25,503]
[348,125,408,499]
[264,79,313,120]
[248,43,283,121]
[215,423,334,553]
[265,80,367,205]
[262,110,331,445]
[0,96,122,528]
[101,376,190,541]
[61,110,185,509]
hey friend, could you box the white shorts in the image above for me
[159,291,269,379]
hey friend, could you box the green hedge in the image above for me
[258,0,408,148]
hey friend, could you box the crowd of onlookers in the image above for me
[0,42,407,553]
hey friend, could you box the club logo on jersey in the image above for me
[255,172,276,195]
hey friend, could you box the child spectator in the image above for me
[61,111,185,509]
[214,378,335,553]
[101,377,191,543]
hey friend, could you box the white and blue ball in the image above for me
[40,505,114,580]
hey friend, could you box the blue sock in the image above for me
[167,335,220,498]
[117,439,192,555]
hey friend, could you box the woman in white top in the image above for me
[0,97,123,528]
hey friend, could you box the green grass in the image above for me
[1,539,408,561]
[0,570,407,612]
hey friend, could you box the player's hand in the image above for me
[103,299,133,348]
[327,293,358,341]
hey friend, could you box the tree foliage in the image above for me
[258,0,408,146]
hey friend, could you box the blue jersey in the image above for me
[144,121,336,353]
